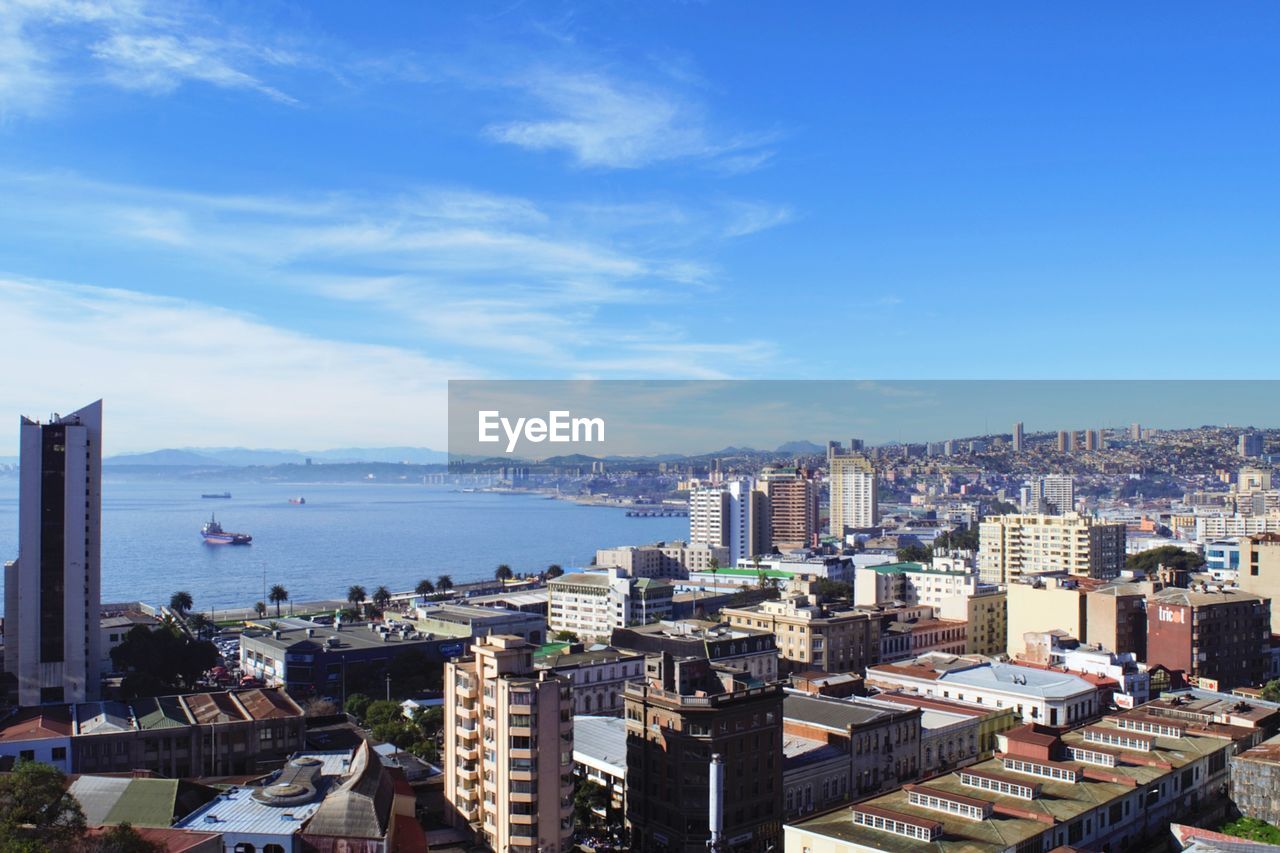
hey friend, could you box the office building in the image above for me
[689,479,765,563]
[594,541,729,579]
[4,401,103,706]
[1005,578,1150,661]
[1146,587,1270,690]
[536,647,645,715]
[829,450,878,537]
[866,654,1101,726]
[1024,474,1074,515]
[722,593,880,676]
[547,569,673,641]
[786,709,1249,853]
[444,635,574,852]
[1240,533,1280,632]
[978,512,1125,584]
[758,466,819,551]
[624,653,783,852]
[1011,422,1024,452]
[852,561,981,610]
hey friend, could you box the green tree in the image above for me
[169,590,193,616]
[345,693,372,721]
[573,779,611,829]
[186,612,211,637]
[1221,817,1280,845]
[347,585,368,610]
[545,564,565,579]
[934,527,979,552]
[0,761,86,852]
[365,699,403,729]
[554,629,578,642]
[1262,680,1280,703]
[415,578,435,598]
[436,574,454,593]
[495,564,514,587]
[1126,545,1206,574]
[268,584,289,617]
[708,556,721,599]
[814,578,851,601]
[896,544,932,563]
[88,822,165,853]
[372,585,393,612]
[253,601,267,618]
[110,624,219,697]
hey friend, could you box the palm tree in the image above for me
[268,584,289,617]
[707,557,720,600]
[495,564,513,587]
[545,564,564,580]
[254,601,267,618]
[170,591,193,616]
[436,574,454,593]
[188,612,211,637]
[347,585,368,610]
[372,585,392,612]
[415,578,435,598]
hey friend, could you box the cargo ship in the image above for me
[202,492,232,499]
[201,514,252,545]
[289,497,306,505]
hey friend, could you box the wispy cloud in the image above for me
[0,276,467,452]
[485,68,775,171]
[0,0,304,118]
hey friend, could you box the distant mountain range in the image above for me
[106,446,447,467]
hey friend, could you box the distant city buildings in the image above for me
[829,446,878,537]
[4,401,103,706]
[1012,421,1024,452]
[1023,474,1075,515]
[1240,432,1265,458]
[722,591,879,676]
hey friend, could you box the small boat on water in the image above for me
[202,492,232,499]
[289,497,306,505]
[201,514,252,545]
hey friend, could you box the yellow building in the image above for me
[938,587,1007,657]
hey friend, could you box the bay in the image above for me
[0,479,687,613]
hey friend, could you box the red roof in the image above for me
[0,706,72,742]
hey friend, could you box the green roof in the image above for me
[867,561,968,576]
[695,567,795,578]
[534,642,572,660]
[133,695,191,729]
[104,780,181,827]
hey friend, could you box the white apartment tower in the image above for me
[828,450,877,536]
[1025,474,1075,515]
[444,635,574,851]
[4,401,103,706]
[688,478,761,563]
[1012,421,1024,452]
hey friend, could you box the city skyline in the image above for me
[6,4,1280,451]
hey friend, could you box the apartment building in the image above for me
[595,541,730,579]
[938,586,1007,657]
[444,635,574,852]
[787,709,1250,853]
[1146,586,1270,691]
[1238,533,1280,632]
[547,570,673,641]
[536,647,645,716]
[611,619,779,682]
[829,450,878,536]
[689,479,766,563]
[624,654,783,852]
[1005,578,1150,661]
[978,512,1125,584]
[722,594,880,676]
[1024,474,1075,515]
[758,466,819,551]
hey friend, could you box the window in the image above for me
[52,747,67,761]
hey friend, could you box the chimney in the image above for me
[709,753,725,850]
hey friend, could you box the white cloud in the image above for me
[0,276,467,453]
[485,68,774,171]
[0,0,302,117]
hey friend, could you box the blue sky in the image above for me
[1,2,1278,452]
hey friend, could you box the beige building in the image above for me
[1005,580,1089,660]
[444,635,574,852]
[594,540,729,579]
[722,593,879,675]
[938,587,1007,657]
[1005,579,1153,660]
[547,570,673,641]
[1239,533,1280,632]
[829,450,877,536]
[978,512,1125,584]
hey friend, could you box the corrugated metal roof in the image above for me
[76,701,137,735]
[182,692,248,725]
[133,696,192,730]
[572,715,627,775]
[68,776,132,826]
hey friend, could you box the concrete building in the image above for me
[624,653,783,852]
[829,450,878,537]
[786,709,1251,853]
[1206,537,1245,581]
[938,587,1007,657]
[758,466,819,552]
[853,560,984,610]
[1239,533,1280,633]
[1024,474,1074,515]
[1146,586,1270,691]
[1012,421,1024,453]
[413,601,548,645]
[611,619,779,682]
[781,692,923,819]
[572,715,627,816]
[722,593,880,676]
[978,512,1126,584]
[4,401,103,706]
[689,479,766,563]
[98,607,161,676]
[1006,578,1150,661]
[595,541,730,579]
[1241,432,1265,458]
[547,569,673,641]
[536,647,645,715]
[444,635,575,852]
[866,653,1101,726]
[872,692,1020,773]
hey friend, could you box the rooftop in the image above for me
[573,715,627,776]
[0,706,73,742]
[75,701,136,736]
[783,693,906,731]
[865,561,970,577]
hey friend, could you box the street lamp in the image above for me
[385,672,392,703]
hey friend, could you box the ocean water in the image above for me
[0,479,687,613]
